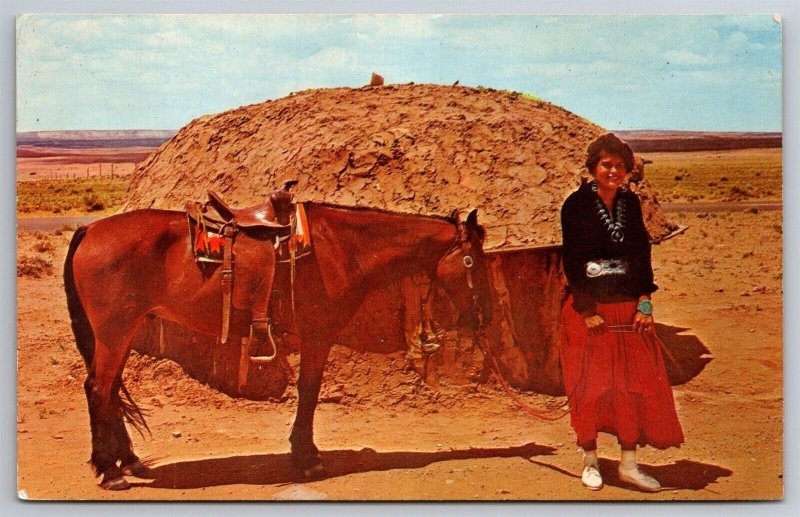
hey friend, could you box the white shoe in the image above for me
[581,464,604,490]
[618,465,660,492]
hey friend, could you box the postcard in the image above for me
[16,13,782,501]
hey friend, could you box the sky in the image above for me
[15,14,782,132]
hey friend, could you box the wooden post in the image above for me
[158,318,166,355]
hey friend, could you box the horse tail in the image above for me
[64,225,151,436]
[120,382,150,437]
[64,225,94,366]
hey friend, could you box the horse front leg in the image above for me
[289,342,331,479]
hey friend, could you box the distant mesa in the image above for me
[16,130,178,150]
[616,130,781,153]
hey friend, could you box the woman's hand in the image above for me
[632,311,655,335]
[584,314,606,335]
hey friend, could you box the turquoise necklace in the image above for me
[591,181,627,243]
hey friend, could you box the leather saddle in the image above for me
[185,180,301,394]
[206,179,298,229]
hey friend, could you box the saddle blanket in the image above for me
[192,226,226,263]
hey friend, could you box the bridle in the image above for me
[459,238,488,331]
[435,222,487,333]
[439,222,573,422]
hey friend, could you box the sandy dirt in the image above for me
[16,207,783,501]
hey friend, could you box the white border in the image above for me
[4,1,797,516]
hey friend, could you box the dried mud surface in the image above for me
[122,84,677,248]
[17,208,782,500]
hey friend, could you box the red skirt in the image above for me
[560,296,684,450]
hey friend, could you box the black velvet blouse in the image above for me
[560,181,658,315]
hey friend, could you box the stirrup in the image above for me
[237,319,278,393]
[248,319,278,364]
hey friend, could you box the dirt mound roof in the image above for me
[124,83,676,247]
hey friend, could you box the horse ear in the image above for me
[450,208,461,223]
[465,208,478,228]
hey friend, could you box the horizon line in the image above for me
[16,128,784,136]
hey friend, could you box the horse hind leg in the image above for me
[84,373,128,490]
[85,334,144,490]
[113,380,151,478]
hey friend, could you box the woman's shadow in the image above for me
[529,457,733,493]
[130,442,556,490]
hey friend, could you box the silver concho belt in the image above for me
[585,259,627,278]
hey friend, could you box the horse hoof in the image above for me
[302,463,326,480]
[100,476,130,491]
[122,460,152,478]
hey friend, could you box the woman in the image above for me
[559,133,684,492]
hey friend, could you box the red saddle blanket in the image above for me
[191,224,227,263]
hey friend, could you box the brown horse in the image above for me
[64,201,493,489]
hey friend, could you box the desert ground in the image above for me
[16,143,783,501]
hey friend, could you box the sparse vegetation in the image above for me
[33,236,55,253]
[17,255,54,278]
[17,177,128,215]
[82,192,106,211]
[53,223,76,236]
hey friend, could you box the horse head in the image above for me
[434,208,493,332]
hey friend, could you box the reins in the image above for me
[472,323,681,422]
[472,330,571,421]
[434,220,682,424]
[440,223,571,421]
[455,236,678,422]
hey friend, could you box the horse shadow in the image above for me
[130,442,556,490]
[529,457,732,493]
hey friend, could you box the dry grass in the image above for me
[17,255,54,278]
[17,230,71,278]
[17,177,129,216]
[642,148,781,203]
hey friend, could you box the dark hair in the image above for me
[585,133,634,173]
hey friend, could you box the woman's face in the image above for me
[592,151,628,192]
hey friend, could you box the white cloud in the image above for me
[301,47,360,70]
[727,31,749,45]
[349,14,442,41]
[664,50,715,66]
[143,30,196,48]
